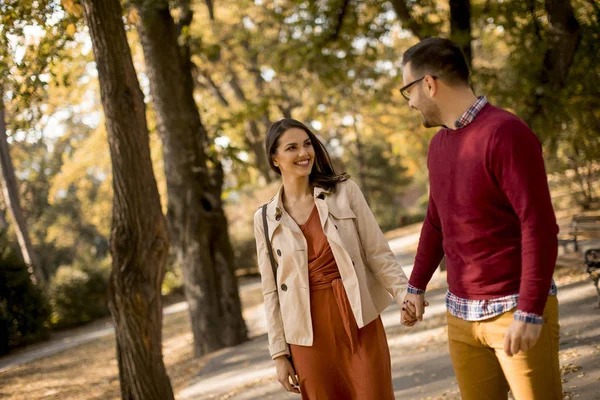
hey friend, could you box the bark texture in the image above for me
[80,0,174,398]
[133,0,247,356]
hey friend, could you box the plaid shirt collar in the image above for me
[453,96,488,129]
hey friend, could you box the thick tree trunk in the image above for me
[132,0,247,356]
[449,0,473,68]
[0,91,45,285]
[525,0,581,125]
[80,1,174,399]
[542,0,581,88]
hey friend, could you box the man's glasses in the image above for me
[399,75,437,101]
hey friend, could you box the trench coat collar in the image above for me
[266,184,332,219]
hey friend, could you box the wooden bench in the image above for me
[564,215,600,307]
[569,215,600,251]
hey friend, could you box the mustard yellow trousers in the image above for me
[447,296,562,400]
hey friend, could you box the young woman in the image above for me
[254,118,414,399]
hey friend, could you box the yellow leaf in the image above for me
[61,0,83,17]
[66,24,76,37]
[127,9,140,25]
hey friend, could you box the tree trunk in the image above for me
[132,0,247,356]
[390,1,472,69]
[79,1,174,399]
[0,90,46,285]
[0,201,9,232]
[247,120,273,183]
[449,0,473,68]
[525,0,581,125]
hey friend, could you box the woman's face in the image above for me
[272,128,315,179]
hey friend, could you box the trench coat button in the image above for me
[276,214,281,221]
[277,249,281,256]
[281,284,288,291]
[317,193,325,200]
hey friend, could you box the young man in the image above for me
[401,37,562,399]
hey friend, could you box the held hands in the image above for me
[274,355,300,394]
[401,292,429,327]
[503,319,542,357]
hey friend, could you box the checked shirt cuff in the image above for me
[514,310,544,325]
[407,284,425,295]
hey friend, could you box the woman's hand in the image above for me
[274,355,300,394]
[402,298,430,327]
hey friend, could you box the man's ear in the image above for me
[424,75,437,98]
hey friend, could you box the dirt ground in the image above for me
[0,279,266,400]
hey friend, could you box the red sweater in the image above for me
[409,104,558,316]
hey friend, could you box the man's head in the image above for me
[401,38,471,128]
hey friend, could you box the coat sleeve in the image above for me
[254,209,290,359]
[347,180,409,306]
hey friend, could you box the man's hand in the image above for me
[404,292,426,321]
[503,319,543,357]
[274,355,300,394]
[401,293,429,326]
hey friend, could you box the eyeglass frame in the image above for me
[399,75,437,101]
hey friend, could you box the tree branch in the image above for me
[227,68,248,103]
[204,0,215,21]
[329,0,351,41]
[192,64,230,107]
[389,0,436,39]
[525,0,543,41]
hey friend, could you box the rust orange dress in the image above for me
[289,205,395,400]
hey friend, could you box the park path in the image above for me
[2,232,599,399]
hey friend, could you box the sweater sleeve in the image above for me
[408,192,445,291]
[488,119,558,316]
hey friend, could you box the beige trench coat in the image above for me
[253,179,408,359]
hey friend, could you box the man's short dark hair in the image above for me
[402,37,470,86]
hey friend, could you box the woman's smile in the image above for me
[295,158,311,167]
